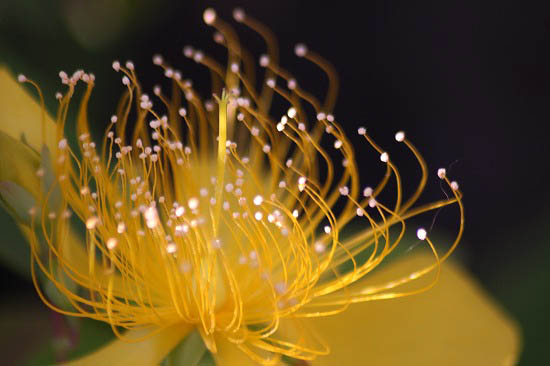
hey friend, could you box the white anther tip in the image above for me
[294,43,308,57]
[17,74,26,83]
[417,228,427,241]
[188,197,199,210]
[203,8,217,25]
[395,131,405,142]
[253,195,263,206]
[183,46,194,58]
[287,107,297,119]
[380,152,389,163]
[86,216,100,230]
[437,168,446,179]
[112,61,120,72]
[152,54,163,65]
[314,241,326,254]
[106,238,118,250]
[358,127,366,135]
[450,181,460,191]
[339,186,349,196]
[287,79,297,90]
[233,8,245,22]
[259,54,270,67]
[363,186,373,197]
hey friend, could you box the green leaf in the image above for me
[0,204,30,278]
[25,318,115,366]
[197,351,216,366]
[0,181,36,223]
[162,330,208,366]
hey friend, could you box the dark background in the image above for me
[1,0,549,364]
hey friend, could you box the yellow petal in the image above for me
[308,254,521,366]
[0,131,41,199]
[0,66,57,153]
[61,323,192,366]
[213,336,260,366]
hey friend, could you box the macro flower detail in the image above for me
[0,7,520,366]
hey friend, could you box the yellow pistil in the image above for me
[15,7,464,365]
[213,90,229,235]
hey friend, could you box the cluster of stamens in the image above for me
[18,7,463,364]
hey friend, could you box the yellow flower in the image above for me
[0,8,519,366]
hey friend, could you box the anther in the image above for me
[288,79,297,90]
[175,206,185,217]
[188,197,199,210]
[363,186,373,197]
[213,32,224,44]
[294,43,308,57]
[298,176,307,192]
[106,238,118,250]
[417,228,427,240]
[253,195,263,206]
[212,238,222,249]
[203,8,217,25]
[314,241,326,253]
[259,54,270,67]
[153,54,163,65]
[233,8,245,22]
[450,181,460,191]
[183,46,194,58]
[287,107,297,119]
[86,216,100,230]
[395,131,405,142]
